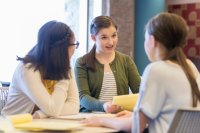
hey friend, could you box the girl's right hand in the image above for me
[32,111,40,119]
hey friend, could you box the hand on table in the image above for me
[32,111,40,119]
[103,102,123,113]
[81,116,104,127]
[116,110,133,117]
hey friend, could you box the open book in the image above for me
[112,94,138,111]
[8,113,84,131]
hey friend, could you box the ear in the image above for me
[91,35,96,42]
[150,35,157,48]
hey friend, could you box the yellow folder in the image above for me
[9,113,33,125]
[8,113,84,131]
[112,94,138,111]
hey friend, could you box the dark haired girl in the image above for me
[2,21,80,118]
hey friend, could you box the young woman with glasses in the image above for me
[1,20,80,118]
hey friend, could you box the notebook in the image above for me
[112,94,138,111]
[8,113,84,131]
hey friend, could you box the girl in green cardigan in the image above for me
[74,16,141,113]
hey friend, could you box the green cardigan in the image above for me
[74,51,141,112]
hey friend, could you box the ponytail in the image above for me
[166,47,200,107]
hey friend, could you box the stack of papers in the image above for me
[112,94,138,111]
[8,113,84,131]
[53,112,116,120]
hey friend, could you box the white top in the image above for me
[1,62,79,117]
[99,72,117,102]
[132,60,200,133]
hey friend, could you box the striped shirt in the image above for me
[99,71,117,102]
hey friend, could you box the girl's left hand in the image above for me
[116,110,132,117]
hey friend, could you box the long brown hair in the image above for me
[145,12,200,107]
[17,21,73,80]
[81,16,118,71]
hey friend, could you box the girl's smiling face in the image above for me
[91,26,118,54]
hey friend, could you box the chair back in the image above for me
[0,87,9,113]
[168,108,200,133]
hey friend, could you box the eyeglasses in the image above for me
[70,41,79,49]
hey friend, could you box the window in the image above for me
[0,0,66,82]
[0,0,102,83]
